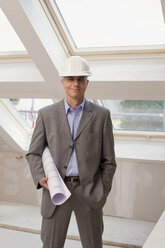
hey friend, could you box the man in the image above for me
[26,56,116,248]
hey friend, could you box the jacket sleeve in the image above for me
[25,111,47,189]
[100,110,117,195]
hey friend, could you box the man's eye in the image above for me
[68,77,74,81]
[78,77,84,82]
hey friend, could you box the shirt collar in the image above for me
[64,98,86,114]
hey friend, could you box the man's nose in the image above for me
[73,79,79,86]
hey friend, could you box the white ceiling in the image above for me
[0,0,165,101]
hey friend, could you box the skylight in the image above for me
[52,0,165,48]
[9,99,55,129]
[0,8,26,52]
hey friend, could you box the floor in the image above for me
[0,201,155,248]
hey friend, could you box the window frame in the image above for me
[40,0,165,59]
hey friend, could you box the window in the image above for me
[9,99,56,128]
[52,0,165,48]
[101,100,165,132]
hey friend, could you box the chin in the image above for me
[71,92,81,97]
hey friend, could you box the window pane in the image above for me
[9,99,56,129]
[54,0,165,48]
[102,100,165,132]
[0,9,26,52]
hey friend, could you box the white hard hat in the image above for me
[59,56,92,77]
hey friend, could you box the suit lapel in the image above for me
[74,101,93,140]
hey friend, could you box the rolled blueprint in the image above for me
[42,147,71,205]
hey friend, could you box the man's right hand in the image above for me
[39,177,49,190]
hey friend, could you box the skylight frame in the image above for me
[41,0,165,57]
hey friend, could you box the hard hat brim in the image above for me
[59,72,91,77]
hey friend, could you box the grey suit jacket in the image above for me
[26,100,116,218]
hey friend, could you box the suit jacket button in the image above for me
[69,145,73,148]
[64,166,67,169]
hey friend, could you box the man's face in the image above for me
[61,76,89,100]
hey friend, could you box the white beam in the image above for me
[161,0,165,23]
[86,81,165,100]
[88,58,165,82]
[0,82,50,98]
[0,56,165,99]
[0,80,165,100]
[0,62,44,82]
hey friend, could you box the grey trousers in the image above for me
[41,180,103,248]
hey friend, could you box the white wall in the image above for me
[0,152,40,206]
[0,150,165,222]
[104,158,165,222]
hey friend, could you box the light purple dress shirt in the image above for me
[64,98,86,176]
